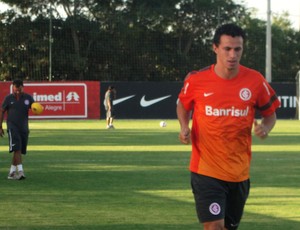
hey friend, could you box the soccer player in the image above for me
[176,24,280,230]
[104,85,116,129]
[0,79,34,180]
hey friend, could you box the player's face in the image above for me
[213,35,243,71]
[13,85,23,95]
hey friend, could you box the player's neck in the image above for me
[214,64,239,80]
[14,93,20,100]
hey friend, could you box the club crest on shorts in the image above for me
[239,88,251,101]
[209,202,221,215]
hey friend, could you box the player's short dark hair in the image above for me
[213,23,246,46]
[108,85,115,90]
[13,79,23,87]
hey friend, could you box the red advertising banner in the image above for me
[0,81,100,119]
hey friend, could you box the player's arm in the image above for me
[253,113,277,139]
[107,99,112,111]
[0,108,5,137]
[177,100,191,144]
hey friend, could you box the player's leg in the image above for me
[16,131,29,180]
[12,150,22,165]
[191,172,228,229]
[109,117,114,128]
[203,219,226,229]
[224,179,250,230]
[109,109,115,128]
[7,129,21,179]
[12,150,26,179]
[106,112,109,126]
[106,110,111,128]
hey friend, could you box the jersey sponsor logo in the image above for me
[140,95,171,107]
[205,105,249,117]
[204,92,214,97]
[209,202,221,215]
[239,88,251,101]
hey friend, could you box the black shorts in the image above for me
[191,172,250,229]
[7,128,29,155]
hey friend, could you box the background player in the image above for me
[104,85,116,129]
[0,79,34,180]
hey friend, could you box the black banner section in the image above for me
[271,83,297,119]
[100,82,181,119]
[100,82,296,119]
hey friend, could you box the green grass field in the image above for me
[0,119,299,230]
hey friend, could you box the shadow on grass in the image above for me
[241,212,300,230]
[1,154,299,230]
[0,224,199,230]
[27,128,300,147]
[0,123,299,229]
[28,129,181,146]
[253,133,300,145]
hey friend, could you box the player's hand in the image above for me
[179,127,191,144]
[0,128,4,137]
[253,120,268,139]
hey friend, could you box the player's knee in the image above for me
[203,219,225,230]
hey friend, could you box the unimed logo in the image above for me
[33,92,63,102]
[13,83,88,118]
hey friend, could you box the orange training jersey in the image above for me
[178,65,281,182]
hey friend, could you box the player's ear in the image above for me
[212,44,218,54]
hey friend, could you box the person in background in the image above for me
[104,85,116,129]
[176,23,281,229]
[0,79,34,180]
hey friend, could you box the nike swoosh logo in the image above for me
[140,95,171,107]
[12,144,16,147]
[204,92,214,97]
[113,95,135,105]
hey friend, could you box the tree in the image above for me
[0,11,49,81]
[0,0,299,82]
[1,0,102,80]
[240,16,266,75]
[272,14,300,82]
